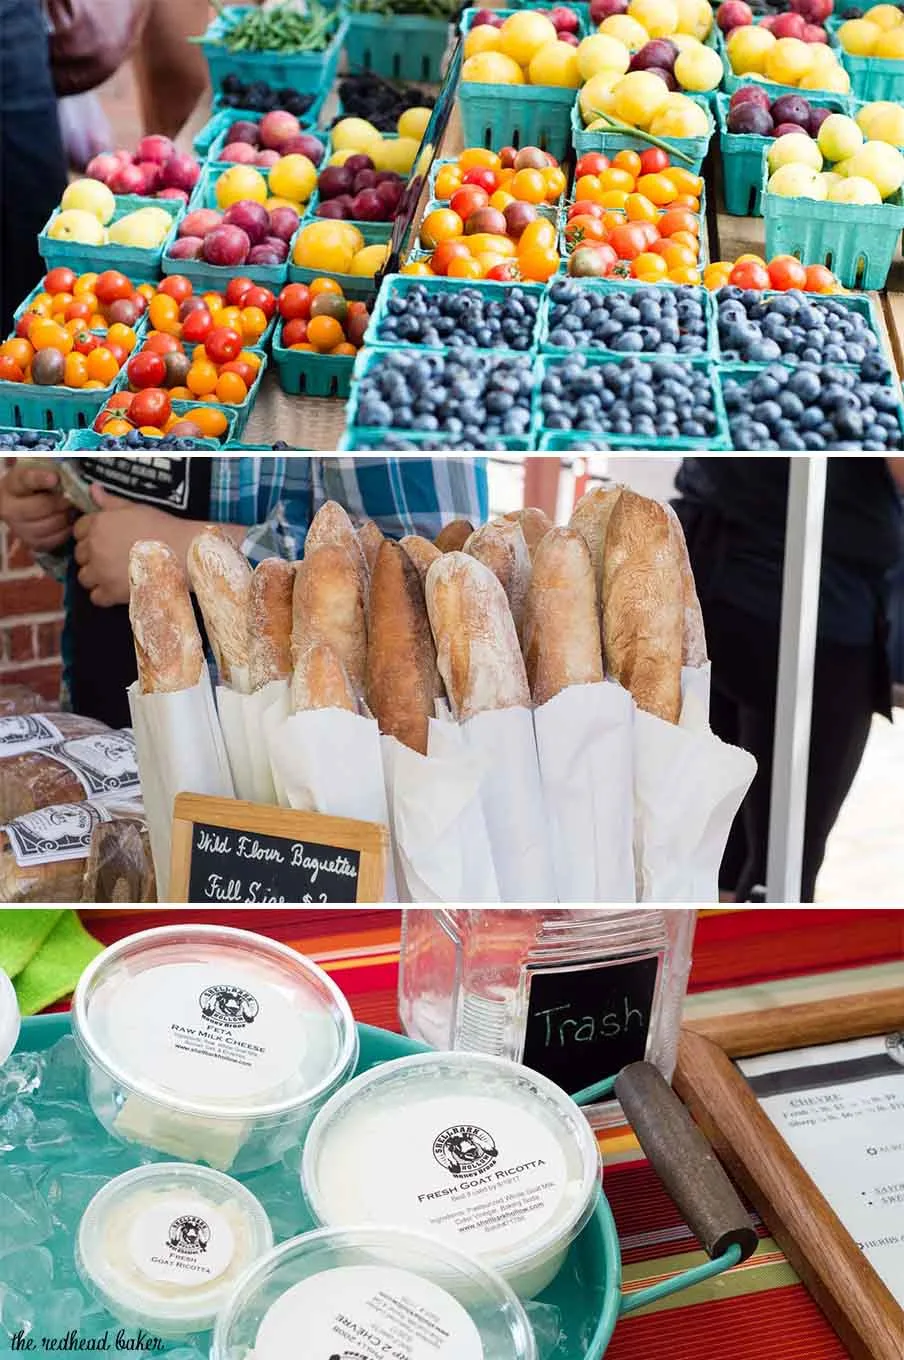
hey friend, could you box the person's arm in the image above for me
[0,461,73,581]
[887,457,904,493]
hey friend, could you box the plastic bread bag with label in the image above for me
[0,797,150,904]
[0,686,59,718]
[0,724,140,823]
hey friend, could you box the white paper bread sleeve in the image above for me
[533,681,636,903]
[266,707,396,900]
[127,672,235,898]
[633,670,756,903]
[383,716,499,902]
[217,678,290,804]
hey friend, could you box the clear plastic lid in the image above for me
[302,1052,601,1282]
[212,1225,538,1360]
[72,924,358,1122]
[76,1162,274,1336]
[0,968,20,1066]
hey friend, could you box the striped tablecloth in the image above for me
[73,907,904,1360]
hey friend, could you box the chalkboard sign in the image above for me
[169,794,389,904]
[521,953,662,1095]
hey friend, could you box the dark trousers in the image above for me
[0,0,67,334]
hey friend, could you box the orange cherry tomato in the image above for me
[518,218,557,253]
[636,173,679,206]
[186,406,228,439]
[458,148,500,172]
[768,255,808,291]
[106,323,138,354]
[309,278,342,298]
[670,231,700,255]
[804,263,836,293]
[307,315,345,352]
[510,169,547,204]
[63,352,89,387]
[609,222,656,260]
[431,239,473,276]
[186,361,219,396]
[29,319,70,352]
[574,174,603,205]
[612,149,642,179]
[598,168,635,195]
[658,209,698,238]
[542,166,567,201]
[668,265,702,285]
[0,356,24,383]
[86,347,120,385]
[215,371,249,404]
[465,233,517,258]
[101,417,134,436]
[446,256,484,279]
[1,339,34,369]
[668,168,704,198]
[433,165,463,200]
[518,245,559,282]
[564,215,607,246]
[148,293,181,335]
[625,193,658,223]
[632,252,670,281]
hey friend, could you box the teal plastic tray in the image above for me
[714,287,886,369]
[346,11,451,83]
[37,197,184,284]
[365,273,545,353]
[271,316,355,397]
[539,279,718,361]
[7,1012,750,1357]
[761,167,904,290]
[536,353,731,449]
[716,90,852,218]
[459,82,577,162]
[0,380,116,433]
[200,5,348,95]
[827,16,904,103]
[571,96,714,175]
[163,167,296,289]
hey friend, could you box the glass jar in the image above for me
[398,910,696,1128]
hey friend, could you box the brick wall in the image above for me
[0,462,65,702]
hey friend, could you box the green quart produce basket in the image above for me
[287,258,381,301]
[8,1013,755,1357]
[539,278,718,361]
[717,23,852,100]
[537,430,612,450]
[762,171,904,290]
[0,379,115,433]
[560,185,709,267]
[365,273,545,353]
[62,428,220,450]
[570,97,714,175]
[345,11,451,83]
[718,364,904,448]
[459,81,577,161]
[714,287,886,370]
[0,425,65,450]
[13,282,150,342]
[716,90,853,217]
[200,5,348,96]
[271,317,355,397]
[827,16,904,102]
[198,91,330,157]
[38,197,184,283]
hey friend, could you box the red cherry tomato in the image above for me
[575,153,610,178]
[129,387,172,429]
[767,255,808,291]
[609,222,656,260]
[461,167,497,194]
[205,325,243,364]
[44,267,77,295]
[0,356,23,382]
[127,350,167,389]
[225,276,255,307]
[158,275,193,304]
[243,286,276,319]
[567,201,605,221]
[565,215,608,245]
[729,260,771,291]
[94,271,133,305]
[804,263,836,293]
[485,262,520,282]
[450,185,490,220]
[181,308,214,344]
[639,148,669,176]
[73,331,100,355]
[282,318,308,346]
[278,284,311,321]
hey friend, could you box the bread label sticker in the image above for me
[129,1195,234,1287]
[102,962,306,1101]
[3,800,112,867]
[0,713,63,754]
[254,1265,484,1360]
[45,732,141,800]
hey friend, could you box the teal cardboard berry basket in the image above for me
[339,428,534,448]
[0,379,117,433]
[714,288,886,371]
[0,425,65,450]
[460,4,592,39]
[287,253,383,301]
[10,1012,757,1357]
[12,282,150,344]
[197,91,331,158]
[717,363,904,448]
[345,10,452,84]
[827,16,904,103]
[62,428,220,450]
[559,184,710,268]
[271,316,356,398]
[113,345,267,438]
[38,197,185,284]
[364,273,546,354]
[538,278,719,362]
[199,4,348,96]
[716,90,854,217]
[570,96,715,176]
[761,164,904,290]
[459,82,577,162]
[717,22,852,100]
[163,167,298,289]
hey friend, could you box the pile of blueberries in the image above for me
[540,354,719,442]
[217,77,316,119]
[348,434,488,450]
[545,281,710,357]
[0,431,60,451]
[717,287,888,371]
[723,364,904,450]
[351,350,534,442]
[375,284,540,352]
[335,75,436,133]
[87,434,218,450]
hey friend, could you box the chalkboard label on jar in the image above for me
[521,953,662,1095]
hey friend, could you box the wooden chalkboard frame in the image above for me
[675,986,904,1360]
[169,793,389,904]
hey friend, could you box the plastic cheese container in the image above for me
[301,1051,602,1298]
[71,924,358,1172]
[0,967,20,1065]
[212,1225,538,1360]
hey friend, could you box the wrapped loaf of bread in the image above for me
[0,686,55,717]
[425,552,529,723]
[0,714,136,823]
[81,817,156,904]
[602,491,683,724]
[0,800,150,903]
[186,527,253,690]
[367,540,443,755]
[247,557,295,692]
[523,528,603,705]
[434,519,474,554]
[292,543,368,697]
[463,519,531,643]
[291,641,357,715]
[130,541,204,695]
[305,500,369,597]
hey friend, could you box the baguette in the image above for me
[399,535,441,587]
[664,504,708,667]
[186,527,253,690]
[434,519,474,553]
[569,485,624,604]
[357,519,384,576]
[602,491,683,724]
[523,528,603,705]
[367,541,442,754]
[292,543,367,696]
[305,500,369,595]
[503,507,553,561]
[463,518,531,642]
[425,551,529,722]
[248,557,295,691]
[291,641,357,714]
[129,541,204,695]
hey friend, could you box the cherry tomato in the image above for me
[639,148,669,175]
[129,387,172,429]
[182,309,214,345]
[243,286,276,319]
[485,262,520,282]
[225,276,255,307]
[518,244,558,282]
[768,255,808,291]
[94,271,133,305]
[575,153,610,178]
[567,200,604,221]
[278,284,311,321]
[144,332,182,355]
[431,239,472,276]
[804,263,836,293]
[729,260,771,291]
[158,275,192,304]
[44,267,77,295]
[609,223,658,260]
[0,356,24,382]
[450,186,490,220]
[73,331,100,355]
[564,215,608,245]
[127,350,167,389]
[282,318,308,346]
[205,326,243,365]
[612,149,642,178]
[461,167,497,194]
[220,359,257,388]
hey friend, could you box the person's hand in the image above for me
[0,461,72,552]
[72,484,193,608]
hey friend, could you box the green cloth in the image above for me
[0,909,103,1016]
